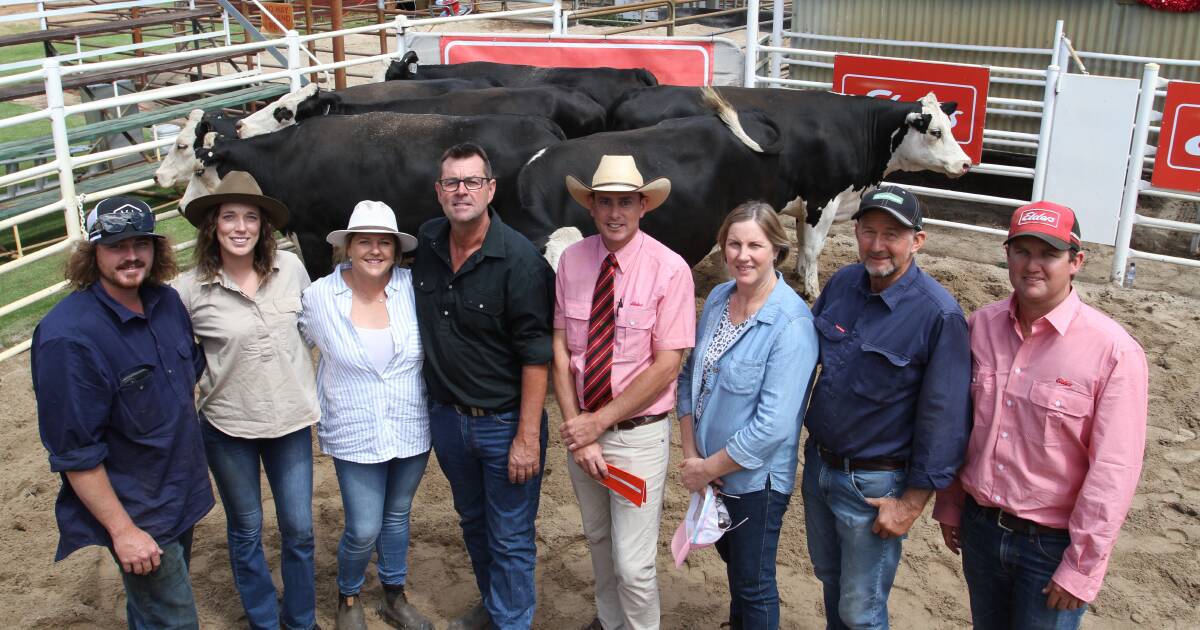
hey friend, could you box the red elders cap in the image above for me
[1005,201,1082,251]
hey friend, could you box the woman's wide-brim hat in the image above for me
[565,154,671,212]
[325,200,417,252]
[183,171,289,229]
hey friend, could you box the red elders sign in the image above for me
[438,36,715,86]
[1152,80,1200,192]
[833,54,990,163]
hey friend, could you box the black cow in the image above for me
[293,85,607,138]
[609,86,973,297]
[193,112,566,278]
[384,51,658,111]
[235,77,502,137]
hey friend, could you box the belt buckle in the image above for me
[995,509,1014,533]
[470,406,486,417]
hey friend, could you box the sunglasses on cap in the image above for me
[88,203,155,241]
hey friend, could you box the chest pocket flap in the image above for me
[616,306,655,330]
[851,342,917,404]
[1030,381,1093,417]
[464,290,504,317]
[274,296,302,312]
[563,298,591,320]
[813,316,847,342]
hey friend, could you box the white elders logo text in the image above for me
[1018,209,1060,228]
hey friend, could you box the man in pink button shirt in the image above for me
[551,155,696,630]
[933,201,1148,629]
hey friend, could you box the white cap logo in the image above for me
[1018,208,1060,228]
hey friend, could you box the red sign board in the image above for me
[438,36,715,87]
[833,54,989,163]
[1152,80,1200,192]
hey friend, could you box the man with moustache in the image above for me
[32,197,213,630]
[933,202,1148,630]
[412,143,555,630]
[801,185,971,630]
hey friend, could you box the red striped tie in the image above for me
[582,253,618,412]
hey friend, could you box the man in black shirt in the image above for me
[412,143,554,630]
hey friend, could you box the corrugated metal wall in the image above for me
[784,0,1200,140]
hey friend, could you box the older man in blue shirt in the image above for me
[802,186,971,630]
[32,197,212,630]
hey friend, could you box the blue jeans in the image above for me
[201,420,316,630]
[429,402,547,630]
[960,497,1087,630]
[115,528,198,630]
[332,451,430,596]
[801,443,907,630]
[713,486,791,630]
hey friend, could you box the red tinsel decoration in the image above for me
[1137,0,1200,11]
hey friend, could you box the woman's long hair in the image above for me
[65,237,180,290]
[192,207,277,281]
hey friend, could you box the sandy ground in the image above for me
[1,206,1199,629]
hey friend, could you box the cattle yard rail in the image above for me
[743,0,1200,284]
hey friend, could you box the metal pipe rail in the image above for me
[563,0,676,35]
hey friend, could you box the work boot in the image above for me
[336,593,368,630]
[379,583,433,630]
[446,601,492,630]
[580,618,603,630]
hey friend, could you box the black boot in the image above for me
[446,601,492,630]
[336,592,367,630]
[380,583,434,630]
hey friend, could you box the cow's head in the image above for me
[384,50,419,81]
[294,89,341,122]
[154,109,205,188]
[889,92,972,178]
[235,83,318,137]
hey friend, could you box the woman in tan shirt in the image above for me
[173,172,320,630]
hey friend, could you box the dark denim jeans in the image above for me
[115,527,198,630]
[201,420,317,630]
[713,486,791,630]
[429,402,547,630]
[332,451,430,596]
[960,498,1088,630]
[801,442,907,630]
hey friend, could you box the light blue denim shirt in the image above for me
[676,273,819,495]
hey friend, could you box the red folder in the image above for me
[599,464,647,507]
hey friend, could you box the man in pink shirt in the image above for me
[551,155,696,630]
[933,201,1148,629]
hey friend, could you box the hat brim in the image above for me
[326,227,417,253]
[566,175,671,213]
[851,204,921,230]
[93,230,165,246]
[1004,232,1075,251]
[183,192,290,231]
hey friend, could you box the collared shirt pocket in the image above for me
[616,305,655,360]
[462,289,504,322]
[563,298,591,353]
[970,366,998,427]
[116,364,167,436]
[813,316,848,344]
[718,358,764,396]
[1029,380,1093,446]
[851,343,918,405]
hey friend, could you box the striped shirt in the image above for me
[299,264,430,463]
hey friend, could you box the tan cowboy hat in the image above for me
[183,171,289,229]
[565,155,671,212]
[325,200,417,252]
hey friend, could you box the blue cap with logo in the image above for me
[85,196,163,245]
[851,185,923,230]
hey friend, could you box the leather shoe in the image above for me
[379,583,433,630]
[581,618,603,630]
[336,593,368,630]
[446,601,492,630]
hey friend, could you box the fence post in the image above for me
[44,58,82,243]
[1111,63,1160,286]
[1049,19,1064,71]
[1030,64,1060,202]
[552,0,563,35]
[744,0,760,88]
[769,0,783,80]
[285,29,302,92]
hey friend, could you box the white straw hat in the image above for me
[325,200,417,252]
[565,155,671,212]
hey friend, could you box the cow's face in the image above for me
[890,93,972,177]
[155,109,204,188]
[235,83,317,138]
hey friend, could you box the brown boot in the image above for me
[379,583,433,630]
[336,593,368,630]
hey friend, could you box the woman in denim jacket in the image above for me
[676,201,820,629]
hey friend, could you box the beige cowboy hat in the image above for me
[183,171,289,229]
[565,155,671,212]
[325,200,417,252]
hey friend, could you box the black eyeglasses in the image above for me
[90,205,154,237]
[436,176,490,192]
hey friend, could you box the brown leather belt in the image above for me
[817,445,907,472]
[452,403,515,418]
[609,412,668,432]
[968,496,1067,536]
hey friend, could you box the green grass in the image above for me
[0,101,88,144]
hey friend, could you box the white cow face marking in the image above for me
[155,109,204,188]
[236,83,318,138]
[890,92,972,178]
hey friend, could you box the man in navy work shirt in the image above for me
[32,197,213,630]
[801,186,971,630]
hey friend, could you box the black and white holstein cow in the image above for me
[291,84,607,138]
[193,111,566,278]
[519,91,786,270]
[384,51,658,111]
[609,86,972,297]
[154,109,239,210]
[234,77,502,137]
